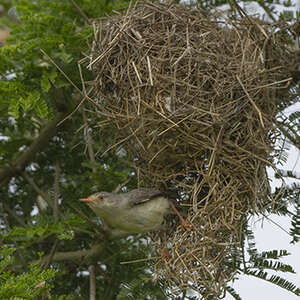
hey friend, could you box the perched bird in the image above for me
[80,188,190,238]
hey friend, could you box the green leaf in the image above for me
[35,97,49,119]
[226,286,242,300]
[57,230,75,240]
[56,51,73,64]
[41,71,57,92]
[8,98,20,119]
[0,247,15,273]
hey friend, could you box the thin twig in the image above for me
[22,172,54,210]
[146,56,153,86]
[236,75,265,128]
[66,202,105,237]
[89,265,96,300]
[120,256,159,264]
[53,161,60,222]
[41,240,59,270]
[40,49,100,125]
[57,87,94,126]
[113,178,130,193]
[82,109,97,173]
[2,203,26,227]
[68,0,91,24]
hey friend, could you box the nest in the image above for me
[84,1,296,297]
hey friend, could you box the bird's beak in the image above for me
[80,197,94,203]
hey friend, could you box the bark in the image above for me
[0,111,69,187]
[39,243,105,265]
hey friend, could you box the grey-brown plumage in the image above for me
[80,188,171,237]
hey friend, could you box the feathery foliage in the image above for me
[0,0,299,299]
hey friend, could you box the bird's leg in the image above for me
[169,202,191,231]
[161,228,171,260]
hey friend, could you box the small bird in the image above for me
[80,188,190,238]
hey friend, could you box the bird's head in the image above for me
[80,192,117,210]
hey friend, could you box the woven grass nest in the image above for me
[85,1,296,297]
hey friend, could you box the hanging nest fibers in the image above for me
[83,1,297,297]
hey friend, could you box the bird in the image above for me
[80,188,190,238]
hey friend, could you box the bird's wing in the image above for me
[127,188,164,206]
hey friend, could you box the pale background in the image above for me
[225,99,300,300]
[216,1,300,299]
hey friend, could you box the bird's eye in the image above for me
[98,195,103,201]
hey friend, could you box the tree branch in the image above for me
[21,172,54,210]
[0,110,69,187]
[39,243,105,265]
[2,202,26,227]
[41,240,59,270]
[89,265,96,300]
